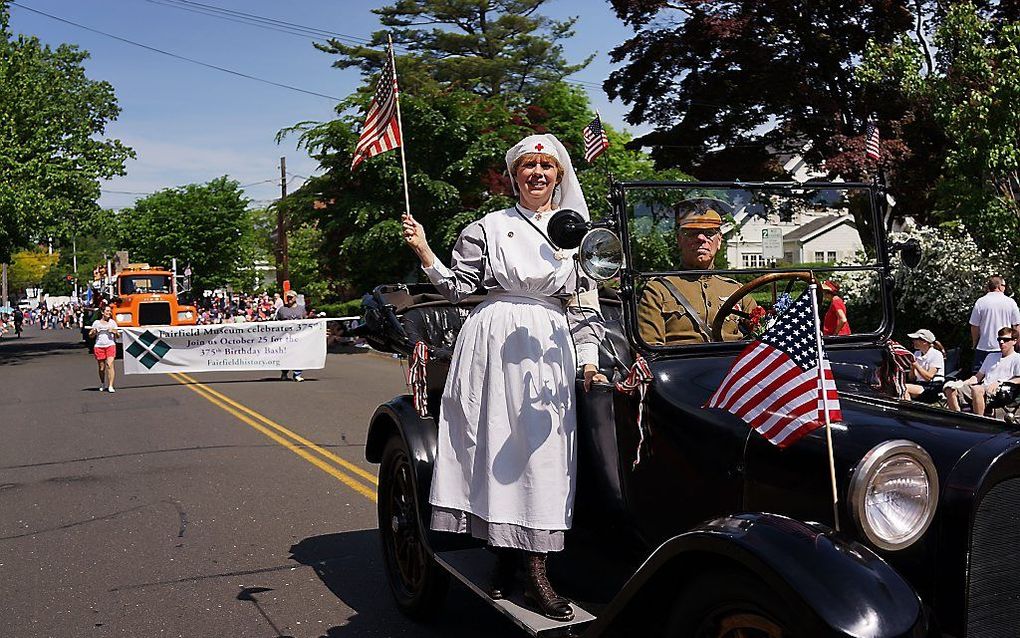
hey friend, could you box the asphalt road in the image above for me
[0,325,519,638]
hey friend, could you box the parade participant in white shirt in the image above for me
[401,133,607,621]
[902,328,946,401]
[945,327,1020,414]
[89,305,120,393]
[969,276,1020,373]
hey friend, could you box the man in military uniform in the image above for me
[637,199,756,345]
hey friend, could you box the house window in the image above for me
[827,251,837,262]
[742,254,766,268]
[814,251,825,263]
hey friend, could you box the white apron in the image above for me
[428,209,578,530]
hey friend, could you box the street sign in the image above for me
[762,227,784,261]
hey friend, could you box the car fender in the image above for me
[587,512,925,638]
[365,396,438,536]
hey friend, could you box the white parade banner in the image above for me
[120,320,327,374]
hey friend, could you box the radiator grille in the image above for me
[138,302,171,326]
[968,477,1020,636]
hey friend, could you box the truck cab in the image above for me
[110,264,198,327]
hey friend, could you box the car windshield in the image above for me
[120,275,172,295]
[621,183,886,348]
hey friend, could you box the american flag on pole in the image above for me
[705,289,841,448]
[582,113,609,163]
[351,46,401,171]
[865,121,881,160]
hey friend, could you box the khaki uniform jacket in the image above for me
[637,274,757,345]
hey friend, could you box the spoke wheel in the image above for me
[667,568,815,638]
[378,435,448,619]
[694,610,784,638]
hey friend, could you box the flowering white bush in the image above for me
[835,223,1012,341]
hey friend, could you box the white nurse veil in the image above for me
[504,134,590,221]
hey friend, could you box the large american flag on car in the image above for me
[705,289,841,448]
[351,47,401,171]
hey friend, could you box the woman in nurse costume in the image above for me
[401,133,607,621]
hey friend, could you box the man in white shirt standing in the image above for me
[970,275,1020,373]
[945,326,1020,415]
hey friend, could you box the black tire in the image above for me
[666,567,818,638]
[378,434,449,619]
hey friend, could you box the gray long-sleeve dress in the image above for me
[423,205,604,551]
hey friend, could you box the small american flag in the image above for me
[865,121,881,160]
[351,45,402,171]
[705,289,841,448]
[582,113,609,163]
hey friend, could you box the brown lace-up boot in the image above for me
[488,547,518,600]
[523,551,574,621]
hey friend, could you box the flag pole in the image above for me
[389,34,412,219]
[809,282,841,532]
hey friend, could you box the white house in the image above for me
[724,213,863,267]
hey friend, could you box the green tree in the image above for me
[282,79,690,297]
[858,2,1020,252]
[110,177,255,291]
[604,0,914,181]
[317,0,591,98]
[0,3,133,262]
[8,247,57,293]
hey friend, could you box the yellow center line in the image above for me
[174,371,378,485]
[169,373,377,502]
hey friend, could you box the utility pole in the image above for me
[276,156,290,291]
[72,235,79,301]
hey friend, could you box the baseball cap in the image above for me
[285,290,298,299]
[907,329,936,343]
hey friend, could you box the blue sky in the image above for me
[7,0,640,211]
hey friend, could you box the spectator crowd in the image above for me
[195,291,317,325]
[1,302,85,337]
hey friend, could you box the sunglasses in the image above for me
[998,336,1016,343]
[679,228,721,240]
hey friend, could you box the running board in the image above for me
[435,549,596,637]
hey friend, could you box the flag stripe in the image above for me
[713,345,784,409]
[865,122,881,160]
[351,48,401,171]
[582,114,609,163]
[725,355,803,414]
[735,366,813,421]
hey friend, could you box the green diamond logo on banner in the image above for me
[126,330,173,369]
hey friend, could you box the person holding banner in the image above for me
[275,290,306,382]
[402,134,607,622]
[89,305,120,393]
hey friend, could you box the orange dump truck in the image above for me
[110,264,198,326]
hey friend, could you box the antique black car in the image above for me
[360,181,1019,638]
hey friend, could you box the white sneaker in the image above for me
[108,387,116,393]
[99,386,106,392]
[293,374,305,382]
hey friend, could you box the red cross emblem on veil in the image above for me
[534,143,544,151]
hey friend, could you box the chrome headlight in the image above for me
[115,313,132,323]
[848,440,938,551]
[177,310,194,320]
